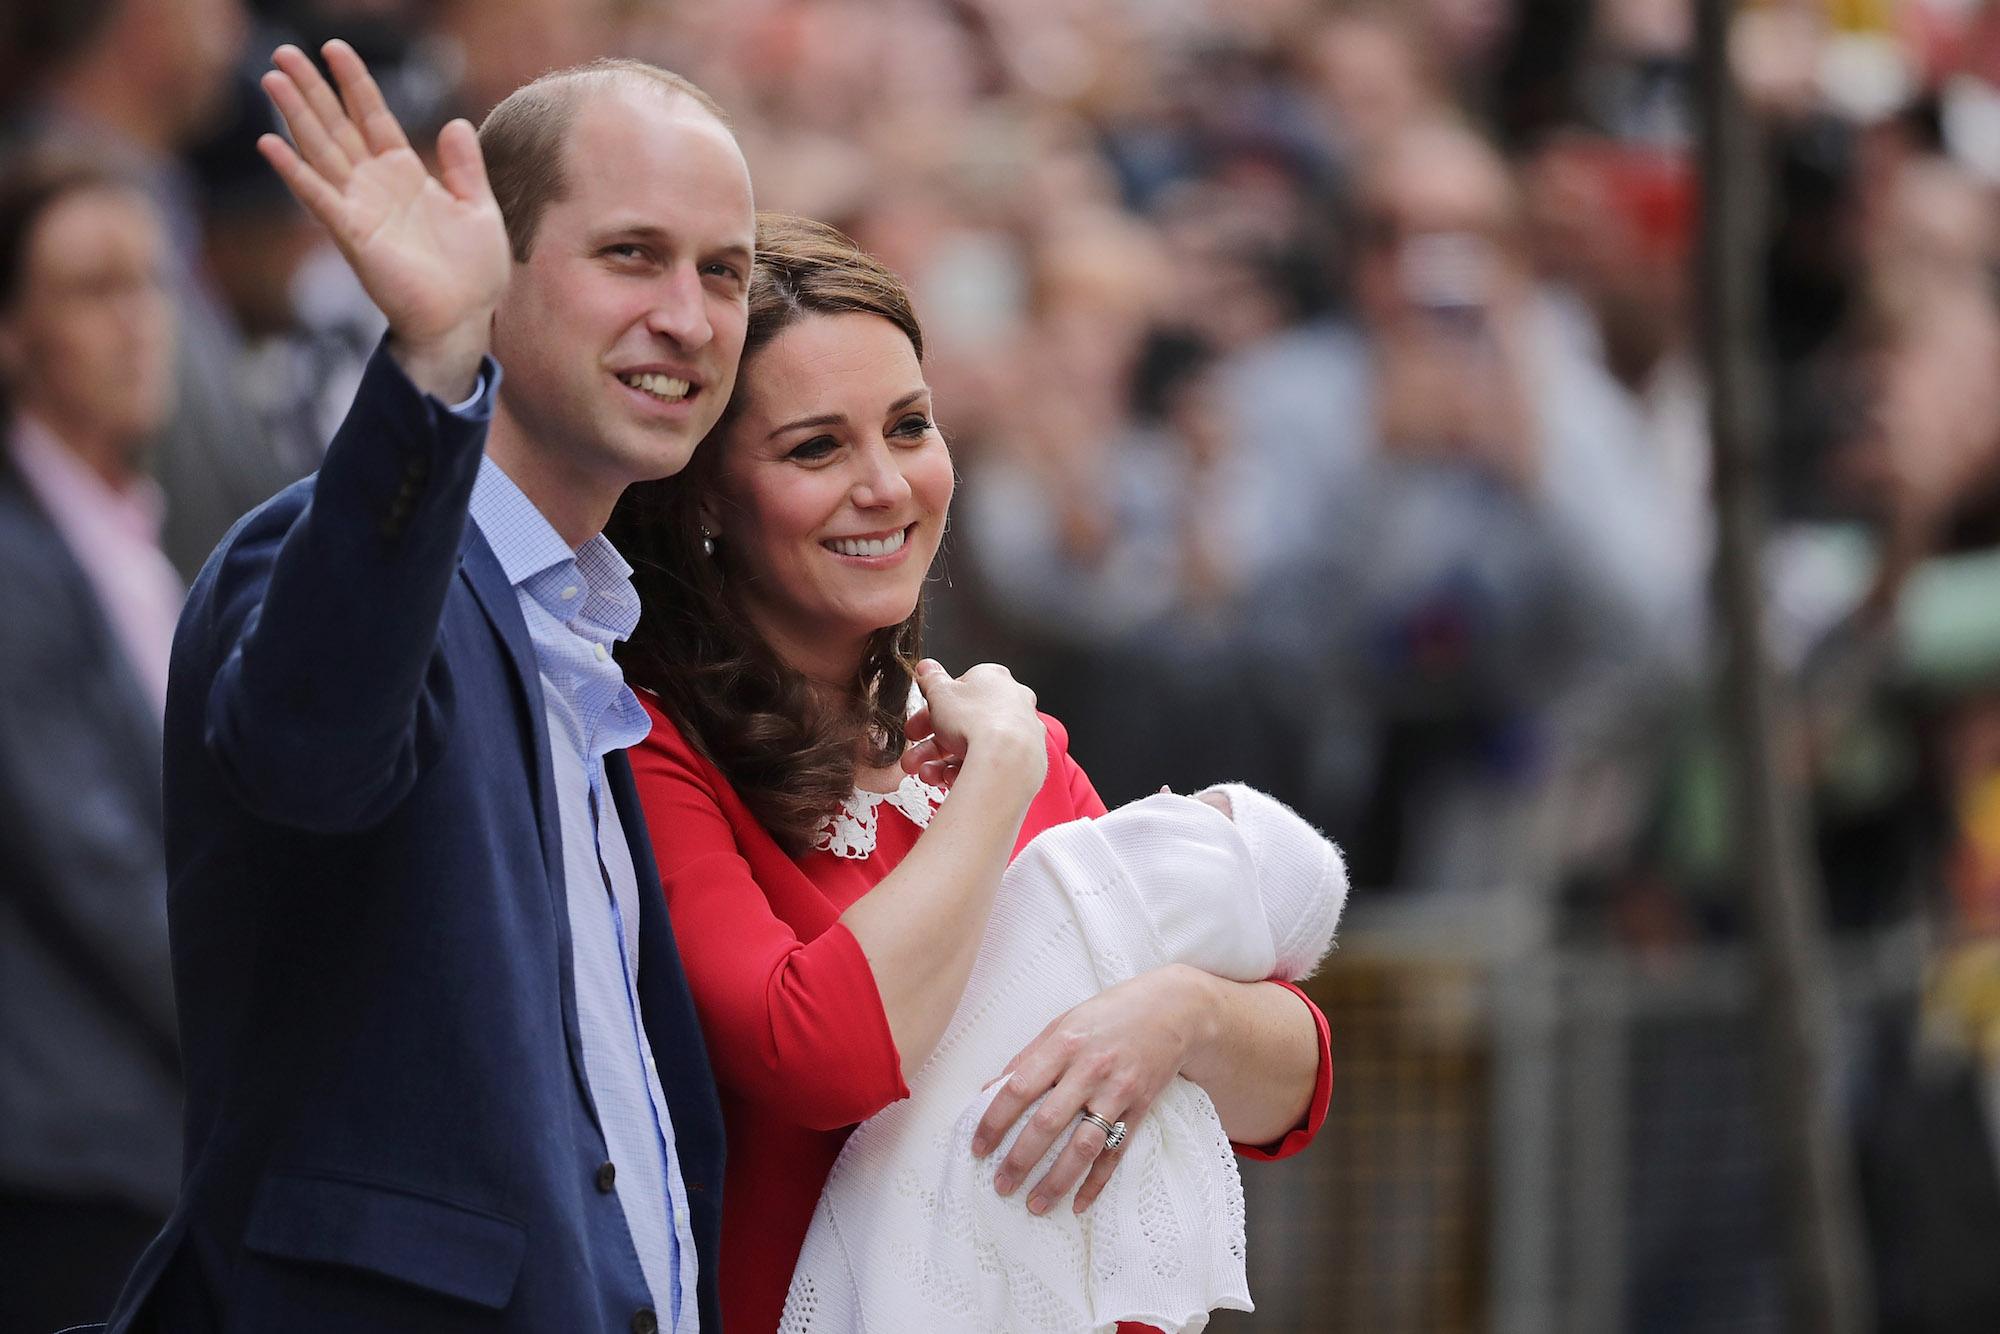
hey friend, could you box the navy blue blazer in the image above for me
[105,346,724,1334]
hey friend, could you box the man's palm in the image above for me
[334,145,510,345]
[258,40,510,352]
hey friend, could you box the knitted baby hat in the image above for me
[1199,784,1347,980]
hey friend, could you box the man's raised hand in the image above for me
[257,41,511,401]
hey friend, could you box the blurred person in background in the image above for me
[1241,118,1701,889]
[0,151,184,1333]
[18,0,314,579]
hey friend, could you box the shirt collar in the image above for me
[9,414,167,545]
[469,456,640,639]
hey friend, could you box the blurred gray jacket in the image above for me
[0,449,182,1213]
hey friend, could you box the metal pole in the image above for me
[1692,2,1873,1331]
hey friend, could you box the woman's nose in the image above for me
[850,440,913,508]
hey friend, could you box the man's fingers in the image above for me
[324,39,411,154]
[435,118,492,206]
[257,132,344,232]
[261,68,353,188]
[269,48,360,178]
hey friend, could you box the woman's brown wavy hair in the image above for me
[609,213,929,855]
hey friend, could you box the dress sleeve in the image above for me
[1039,712,1108,819]
[1230,979,1333,1161]
[628,706,909,1132]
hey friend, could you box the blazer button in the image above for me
[631,1309,658,1334]
[595,1160,616,1193]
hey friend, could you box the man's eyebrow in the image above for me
[767,390,929,440]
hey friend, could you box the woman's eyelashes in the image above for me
[783,415,935,463]
[787,435,839,462]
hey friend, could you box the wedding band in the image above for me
[1103,1120,1129,1152]
[1079,1110,1115,1138]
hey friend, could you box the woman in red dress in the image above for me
[609,215,1332,1333]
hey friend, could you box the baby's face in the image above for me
[1193,789,1233,819]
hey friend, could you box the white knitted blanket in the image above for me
[779,786,1346,1334]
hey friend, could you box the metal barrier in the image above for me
[1210,893,1926,1334]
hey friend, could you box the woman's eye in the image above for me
[788,436,839,462]
[892,414,934,439]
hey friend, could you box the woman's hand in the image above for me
[901,659,1046,792]
[971,964,1220,1215]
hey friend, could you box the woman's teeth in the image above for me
[620,372,692,401]
[826,529,908,558]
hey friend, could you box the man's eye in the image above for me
[703,262,743,283]
[604,244,647,262]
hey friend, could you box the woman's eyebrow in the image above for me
[768,390,929,440]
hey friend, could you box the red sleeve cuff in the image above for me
[769,918,910,1129]
[1230,979,1332,1162]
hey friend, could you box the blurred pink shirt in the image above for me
[9,416,184,716]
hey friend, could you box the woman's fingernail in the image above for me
[994,1172,1016,1196]
[1028,1194,1049,1215]
[971,1134,990,1156]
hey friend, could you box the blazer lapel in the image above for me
[460,526,563,889]
[459,525,599,1115]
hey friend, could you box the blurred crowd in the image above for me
[8,0,2000,1329]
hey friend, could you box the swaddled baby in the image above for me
[779,785,1347,1334]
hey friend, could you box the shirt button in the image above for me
[595,1160,616,1193]
[594,643,609,661]
[561,585,579,600]
[631,1309,658,1334]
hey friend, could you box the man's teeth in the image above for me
[826,530,908,558]
[621,372,692,401]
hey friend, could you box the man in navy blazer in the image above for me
[105,42,755,1333]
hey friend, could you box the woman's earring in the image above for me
[700,527,716,557]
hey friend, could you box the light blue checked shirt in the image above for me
[468,456,698,1331]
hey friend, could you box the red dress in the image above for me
[627,699,1335,1333]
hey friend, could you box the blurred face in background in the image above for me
[102,0,249,146]
[1355,123,1525,335]
[705,311,954,680]
[0,184,175,470]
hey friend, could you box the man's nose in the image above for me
[644,265,714,350]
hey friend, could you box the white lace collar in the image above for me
[813,772,949,859]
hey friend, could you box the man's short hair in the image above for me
[479,59,731,263]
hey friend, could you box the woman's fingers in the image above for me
[971,1019,1058,1156]
[1071,1134,1124,1213]
[323,38,412,154]
[1024,1097,1124,1215]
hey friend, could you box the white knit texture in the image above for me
[780,787,1346,1333]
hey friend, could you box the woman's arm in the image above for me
[839,661,1049,1071]
[633,660,1048,1128]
